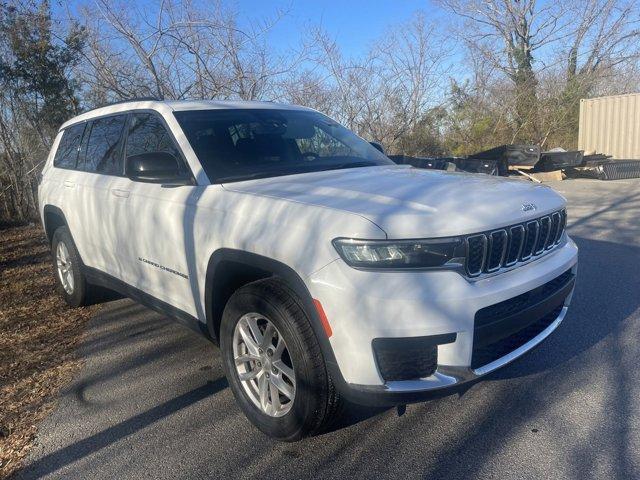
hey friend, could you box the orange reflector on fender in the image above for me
[313,299,333,338]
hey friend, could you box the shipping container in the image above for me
[578,93,640,159]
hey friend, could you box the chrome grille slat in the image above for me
[464,209,566,278]
[505,225,525,267]
[556,210,566,244]
[548,212,561,249]
[521,220,539,261]
[486,230,508,272]
[466,234,488,277]
[534,216,551,254]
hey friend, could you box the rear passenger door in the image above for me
[108,111,198,315]
[48,123,88,257]
[73,114,128,275]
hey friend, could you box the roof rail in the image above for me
[97,96,160,108]
[81,96,162,114]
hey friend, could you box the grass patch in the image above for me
[0,224,96,479]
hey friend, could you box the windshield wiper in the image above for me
[215,172,275,183]
[329,161,378,170]
[216,162,379,183]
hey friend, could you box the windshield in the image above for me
[173,109,393,183]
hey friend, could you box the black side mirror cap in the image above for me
[370,141,385,154]
[126,152,190,184]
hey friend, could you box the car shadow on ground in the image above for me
[19,379,228,479]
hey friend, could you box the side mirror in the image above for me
[126,152,189,183]
[370,141,385,154]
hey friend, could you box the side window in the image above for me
[84,114,127,174]
[53,123,85,169]
[125,113,182,167]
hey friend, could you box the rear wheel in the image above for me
[51,226,101,307]
[220,278,341,441]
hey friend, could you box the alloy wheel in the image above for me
[56,241,74,294]
[232,313,296,417]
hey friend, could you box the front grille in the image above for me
[471,305,563,369]
[465,209,566,277]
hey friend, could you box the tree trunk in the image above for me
[512,44,539,143]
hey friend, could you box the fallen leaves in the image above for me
[0,224,96,479]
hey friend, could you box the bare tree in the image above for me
[439,0,640,145]
[437,0,570,140]
[2,0,639,224]
[76,0,308,102]
[306,14,450,153]
[565,0,640,81]
[544,0,640,146]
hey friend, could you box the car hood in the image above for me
[222,165,567,238]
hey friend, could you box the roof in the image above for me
[164,100,314,111]
[59,99,316,130]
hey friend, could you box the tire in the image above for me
[51,226,101,307]
[220,278,341,441]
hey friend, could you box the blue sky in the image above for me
[232,0,440,57]
[51,0,463,94]
[54,0,443,57]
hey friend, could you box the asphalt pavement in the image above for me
[17,178,640,479]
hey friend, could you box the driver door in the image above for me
[108,111,201,316]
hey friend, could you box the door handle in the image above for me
[63,180,75,188]
[111,188,130,198]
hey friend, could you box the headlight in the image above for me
[332,237,465,269]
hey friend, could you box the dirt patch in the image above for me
[0,224,96,479]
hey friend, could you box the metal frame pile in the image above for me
[389,145,640,181]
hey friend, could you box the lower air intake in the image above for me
[373,333,456,381]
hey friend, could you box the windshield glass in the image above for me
[173,109,393,183]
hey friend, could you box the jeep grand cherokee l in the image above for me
[38,100,578,441]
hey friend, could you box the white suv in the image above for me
[39,100,578,440]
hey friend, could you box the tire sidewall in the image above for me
[220,287,323,441]
[51,227,86,308]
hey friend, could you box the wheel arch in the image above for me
[204,250,310,339]
[203,249,342,383]
[42,204,69,244]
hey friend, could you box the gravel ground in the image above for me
[16,178,640,480]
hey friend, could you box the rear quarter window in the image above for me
[53,123,85,169]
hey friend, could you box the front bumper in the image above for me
[341,305,569,407]
[306,236,578,406]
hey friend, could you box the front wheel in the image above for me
[51,226,101,307]
[220,278,341,441]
